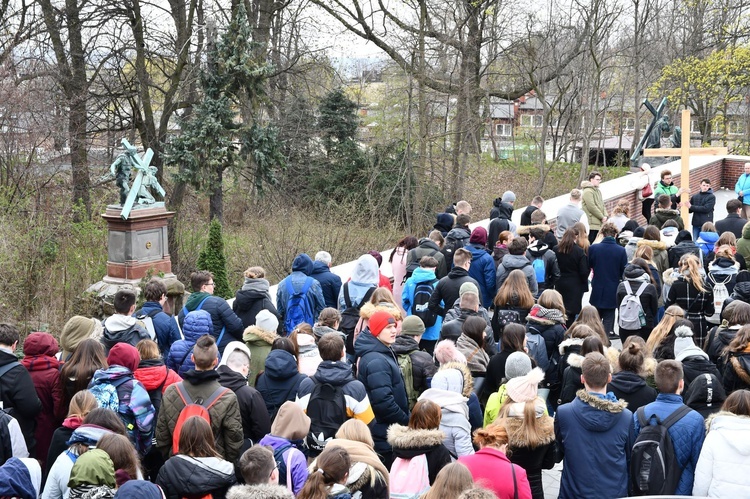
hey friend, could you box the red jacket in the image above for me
[22,332,64,465]
[134,361,182,393]
[459,447,532,499]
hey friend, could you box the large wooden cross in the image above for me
[644,109,728,225]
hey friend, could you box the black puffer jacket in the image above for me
[157,455,236,499]
[607,370,656,413]
[679,354,722,392]
[725,280,750,308]
[217,364,270,442]
[232,279,278,330]
[668,232,702,268]
[391,336,437,397]
[428,267,480,317]
[440,310,497,356]
[0,350,41,453]
[723,351,750,393]
[490,199,514,221]
[256,350,307,420]
[616,265,659,334]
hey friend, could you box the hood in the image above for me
[581,180,596,189]
[227,485,294,499]
[217,365,250,392]
[434,213,455,232]
[609,370,648,394]
[698,231,720,244]
[311,261,332,276]
[502,413,555,448]
[312,324,346,341]
[558,337,584,355]
[706,412,750,455]
[417,238,441,253]
[0,457,38,499]
[675,230,694,245]
[637,239,667,251]
[493,201,514,220]
[439,361,473,397]
[527,240,550,257]
[239,277,270,294]
[23,332,59,357]
[313,361,356,386]
[391,335,419,355]
[684,374,726,416]
[234,283,271,309]
[68,449,115,488]
[411,266,437,283]
[218,341,252,367]
[501,254,531,270]
[351,254,380,285]
[269,402,310,441]
[566,352,584,369]
[732,281,750,301]
[573,390,629,432]
[418,388,468,419]
[291,253,314,275]
[91,365,133,386]
[446,226,471,241]
[103,314,139,333]
[243,325,279,345]
[183,309,213,342]
[709,258,739,274]
[387,424,446,450]
[263,349,299,379]
[623,263,647,280]
[654,208,681,217]
[114,480,164,499]
[359,302,403,321]
[743,222,750,240]
[134,363,170,391]
[467,243,490,258]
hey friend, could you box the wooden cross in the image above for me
[644,109,728,225]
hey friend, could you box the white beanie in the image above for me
[432,368,464,394]
[674,325,708,361]
[255,309,279,333]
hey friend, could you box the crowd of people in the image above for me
[4,168,750,498]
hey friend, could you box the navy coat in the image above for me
[310,261,343,309]
[588,237,627,310]
[135,302,182,356]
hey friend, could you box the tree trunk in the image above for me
[209,167,224,222]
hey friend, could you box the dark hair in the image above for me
[643,225,661,241]
[619,340,645,373]
[581,336,604,356]
[722,389,750,416]
[238,445,275,485]
[581,352,610,389]
[658,194,671,208]
[143,278,167,302]
[60,339,108,398]
[318,333,344,361]
[462,316,486,348]
[655,360,684,393]
[420,256,439,268]
[190,271,213,292]
[178,416,220,458]
[599,222,619,238]
[390,236,419,263]
[409,399,441,430]
[298,446,351,499]
[508,238,528,255]
[192,334,218,369]
[317,308,341,329]
[456,214,471,227]
[501,324,526,352]
[589,171,602,180]
[96,433,141,482]
[631,257,656,286]
[701,178,710,184]
[557,228,579,254]
[113,290,137,314]
[0,324,19,347]
[83,408,128,435]
[727,198,743,212]
[529,227,546,241]
[272,337,297,357]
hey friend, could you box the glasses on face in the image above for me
[206,282,215,286]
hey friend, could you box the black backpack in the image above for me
[304,381,347,457]
[630,405,692,496]
[341,283,375,355]
[146,365,170,415]
[442,235,465,269]
[274,442,294,486]
[412,278,439,327]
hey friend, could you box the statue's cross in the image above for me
[120,138,154,220]
[644,109,728,226]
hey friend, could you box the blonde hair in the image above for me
[243,266,265,279]
[646,305,684,352]
[68,390,98,419]
[136,339,160,361]
[715,244,734,260]
[634,244,653,262]
[537,289,566,318]
[335,419,374,448]
[680,254,706,293]
[573,222,590,254]
[567,306,609,346]
[369,288,400,310]
[422,463,474,499]
[497,399,546,449]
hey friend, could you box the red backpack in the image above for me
[172,382,230,455]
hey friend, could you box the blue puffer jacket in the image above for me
[256,350,307,419]
[633,393,706,495]
[135,302,182,356]
[177,292,244,351]
[355,329,410,455]
[310,261,342,309]
[167,310,213,376]
[466,243,497,309]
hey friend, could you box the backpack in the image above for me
[135,309,159,340]
[341,283,375,355]
[274,442,296,490]
[389,454,431,499]
[412,278,439,327]
[171,382,230,455]
[89,376,131,413]
[707,274,731,324]
[284,277,315,334]
[619,281,648,330]
[304,381,347,456]
[531,258,546,284]
[397,353,417,410]
[525,329,550,372]
[630,405,692,496]
[403,249,439,285]
[442,234,466,268]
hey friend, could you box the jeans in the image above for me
[693,226,702,243]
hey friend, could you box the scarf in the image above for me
[528,304,565,324]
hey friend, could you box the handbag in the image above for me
[641,182,653,198]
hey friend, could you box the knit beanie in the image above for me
[60,316,103,358]
[431,368,464,394]
[502,191,516,203]
[459,282,479,297]
[469,227,488,246]
[675,230,693,244]
[67,449,115,488]
[271,401,311,441]
[633,226,646,238]
[434,339,467,365]
[369,310,395,337]
[255,309,279,333]
[505,352,533,380]
[401,316,425,336]
[506,367,544,403]
[673,325,708,361]
[107,343,140,373]
[737,271,750,283]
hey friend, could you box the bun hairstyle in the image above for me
[619,338,645,373]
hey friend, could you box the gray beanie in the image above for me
[502,191,516,203]
[401,316,426,336]
[505,352,533,380]
[255,309,279,332]
[459,282,479,297]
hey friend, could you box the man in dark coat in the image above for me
[588,222,627,337]
[407,232,448,279]
[310,251,342,309]
[688,178,716,242]
[668,231,702,269]
[520,196,544,226]
[135,278,182,356]
[715,199,747,239]
[428,248,481,318]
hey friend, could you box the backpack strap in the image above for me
[179,346,195,369]
[660,405,692,430]
[0,362,20,379]
[181,296,211,318]
[343,282,352,309]
[301,277,313,296]
[624,280,633,295]
[203,386,231,411]
[634,281,648,297]
[175,382,194,406]
[636,406,649,427]
[285,278,295,298]
[216,327,226,347]
[511,463,518,499]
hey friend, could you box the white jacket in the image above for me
[693,412,750,497]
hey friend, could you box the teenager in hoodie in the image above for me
[429,248,481,319]
[337,254,379,312]
[433,212,454,238]
[682,373,726,419]
[256,343,307,421]
[390,317,437,408]
[233,266,279,329]
[495,238,538,297]
[417,368,474,457]
[650,194,685,230]
[673,326,721,392]
[615,259,659,343]
[465,227,496,309]
[134,279,182,357]
[668,230,702,268]
[101,290,151,353]
[402,257,443,350]
[607,339,656,413]
[490,191,515,220]
[258,401,311,495]
[167,309,213,377]
[488,194,518,250]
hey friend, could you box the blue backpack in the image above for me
[532,258,546,284]
[284,277,315,334]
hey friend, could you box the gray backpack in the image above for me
[619,281,648,330]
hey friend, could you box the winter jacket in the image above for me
[589,237,628,310]
[500,406,556,499]
[607,370,656,413]
[418,388,473,457]
[493,244,510,269]
[490,198,514,221]
[496,254,538,297]
[725,279,750,308]
[226,484,294,499]
[156,455,236,499]
[434,213,454,237]
[668,240,702,269]
[466,243,497,308]
[296,360,375,425]
[696,231,719,259]
[217,363,270,443]
[633,393,706,495]
[683,373,726,418]
[485,350,514,398]
[554,244,589,316]
[276,255,326,333]
[402,267,443,341]
[178,292,244,351]
[296,334,322,377]
[615,266,659,337]
[488,217,515,252]
[555,391,633,499]
[310,261,343,309]
[407,239,448,279]
[737,222,750,265]
[440,309,496,358]
[459,447,533,499]
[650,207,685,230]
[736,172,750,204]
[693,411,750,497]
[256,350,307,420]
[557,361,583,406]
[355,331,410,456]
[387,425,452,485]
[525,305,565,382]
[526,241,560,294]
[689,188,716,228]
[21,332,63,466]
[166,309,213,377]
[257,434,308,496]
[337,255,379,311]
[232,278,279,329]
[442,226,471,268]
[88,366,155,456]
[678,351,721,393]
[133,359,181,412]
[705,325,740,371]
[391,336,437,399]
[310,438,388,499]
[101,314,151,353]
[715,213,747,239]
[46,417,79,477]
[637,239,670,274]
[242,325,279,387]
[428,267,480,318]
[723,349,750,393]
[134,302,182,356]
[581,180,607,230]
[155,369,243,461]
[456,333,490,375]
[666,274,714,343]
[655,179,680,209]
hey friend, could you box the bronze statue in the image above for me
[108,138,164,219]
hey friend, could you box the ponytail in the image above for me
[297,446,350,499]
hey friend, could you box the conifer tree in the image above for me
[197,219,232,299]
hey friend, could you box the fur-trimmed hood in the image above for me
[359,302,404,321]
[642,356,657,378]
[226,484,294,499]
[637,239,668,251]
[516,224,551,236]
[558,337,583,355]
[566,352,584,369]
[439,361,474,397]
[242,325,279,346]
[705,410,750,433]
[576,390,628,414]
[501,413,555,448]
[387,424,445,449]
